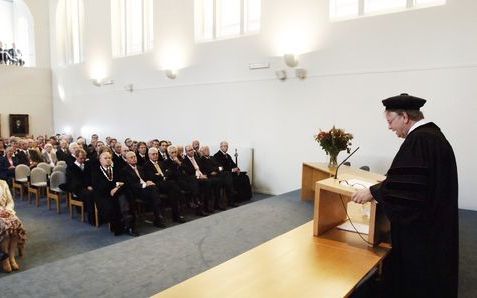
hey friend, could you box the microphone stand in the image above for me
[334,147,360,180]
[234,148,239,167]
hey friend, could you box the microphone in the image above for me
[234,148,238,166]
[334,147,360,180]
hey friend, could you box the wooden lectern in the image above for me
[309,166,391,246]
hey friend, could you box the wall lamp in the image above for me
[165,69,177,80]
[284,54,299,68]
[275,70,287,81]
[92,79,114,87]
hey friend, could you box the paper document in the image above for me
[337,220,369,235]
[340,178,376,190]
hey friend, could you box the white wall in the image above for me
[0,65,53,137]
[50,0,477,210]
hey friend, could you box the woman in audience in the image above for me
[41,143,57,167]
[0,139,5,156]
[0,179,26,272]
[0,147,17,185]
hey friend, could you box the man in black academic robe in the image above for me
[213,141,252,203]
[352,93,458,298]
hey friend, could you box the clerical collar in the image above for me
[408,119,431,136]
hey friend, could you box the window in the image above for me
[0,0,36,66]
[330,0,446,20]
[195,0,261,42]
[59,0,84,64]
[111,0,153,58]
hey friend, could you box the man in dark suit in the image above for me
[182,145,211,214]
[199,146,226,210]
[14,140,30,167]
[162,145,206,216]
[64,149,95,225]
[91,151,137,236]
[121,151,166,228]
[112,143,128,171]
[55,139,70,162]
[158,140,169,162]
[213,141,252,203]
[143,147,185,223]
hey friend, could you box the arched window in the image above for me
[56,0,84,65]
[111,0,154,58]
[0,0,36,66]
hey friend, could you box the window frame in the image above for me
[195,0,261,43]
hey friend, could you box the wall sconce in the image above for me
[92,79,114,87]
[295,68,307,80]
[284,54,298,68]
[124,84,134,92]
[275,70,287,81]
[165,69,177,80]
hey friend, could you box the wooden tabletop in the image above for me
[153,221,389,298]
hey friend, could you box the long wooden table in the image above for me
[153,221,390,298]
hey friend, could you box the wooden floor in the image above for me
[153,221,389,298]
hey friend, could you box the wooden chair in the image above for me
[36,162,52,176]
[68,192,85,222]
[12,164,30,200]
[46,171,66,213]
[52,165,66,174]
[28,167,48,207]
[56,160,67,167]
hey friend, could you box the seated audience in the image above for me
[42,143,57,167]
[121,151,166,228]
[0,148,16,185]
[56,139,70,162]
[143,147,185,223]
[158,140,169,162]
[135,141,149,167]
[15,140,31,167]
[64,149,95,225]
[7,43,24,66]
[91,151,136,236]
[182,145,211,214]
[66,142,79,165]
[214,141,252,202]
[199,146,227,210]
[0,179,26,273]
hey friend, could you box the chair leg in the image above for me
[35,189,40,207]
[95,204,99,228]
[81,206,85,222]
[47,193,51,210]
[56,194,61,214]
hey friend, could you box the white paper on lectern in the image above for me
[337,220,369,235]
[341,179,376,189]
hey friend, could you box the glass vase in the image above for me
[328,152,338,168]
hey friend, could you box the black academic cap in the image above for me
[382,93,426,110]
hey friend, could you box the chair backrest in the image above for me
[57,160,67,167]
[359,165,370,172]
[15,164,31,180]
[52,165,66,173]
[30,167,47,184]
[37,162,52,175]
[49,171,66,189]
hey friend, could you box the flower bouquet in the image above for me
[314,126,353,168]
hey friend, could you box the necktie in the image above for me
[107,167,112,178]
[154,162,164,176]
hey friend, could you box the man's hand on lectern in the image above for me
[352,188,373,204]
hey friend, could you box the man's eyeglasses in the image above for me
[387,114,401,125]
